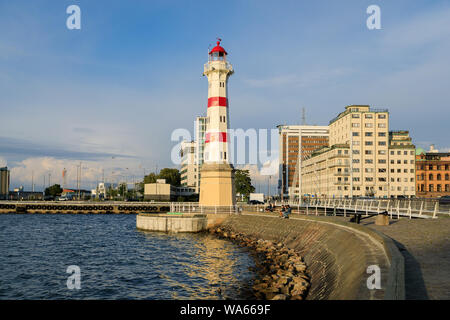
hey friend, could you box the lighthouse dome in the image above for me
[209,40,227,55]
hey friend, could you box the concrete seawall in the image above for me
[221,213,404,300]
[136,213,208,233]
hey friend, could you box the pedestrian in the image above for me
[280,205,285,218]
[283,205,292,219]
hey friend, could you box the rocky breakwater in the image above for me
[209,226,310,300]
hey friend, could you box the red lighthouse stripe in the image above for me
[205,132,228,143]
[207,97,228,107]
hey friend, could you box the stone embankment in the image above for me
[215,214,405,300]
[210,226,310,300]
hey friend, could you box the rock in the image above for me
[290,295,303,300]
[294,264,307,273]
[271,294,287,300]
[265,292,278,300]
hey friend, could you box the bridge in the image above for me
[0,201,172,214]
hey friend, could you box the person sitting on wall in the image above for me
[280,205,286,218]
[283,205,292,219]
[265,203,274,212]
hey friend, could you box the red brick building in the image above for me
[416,147,450,198]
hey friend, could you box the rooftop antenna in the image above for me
[301,107,306,125]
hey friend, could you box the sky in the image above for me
[1,0,450,192]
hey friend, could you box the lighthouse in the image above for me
[199,39,236,208]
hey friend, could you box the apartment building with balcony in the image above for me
[301,105,416,198]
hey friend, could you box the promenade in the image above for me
[360,216,450,300]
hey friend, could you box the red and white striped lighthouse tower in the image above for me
[204,39,233,164]
[199,39,236,207]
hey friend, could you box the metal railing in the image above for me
[169,203,238,214]
[271,198,449,219]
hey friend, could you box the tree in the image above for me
[234,169,255,199]
[141,168,181,187]
[157,168,181,186]
[45,184,63,197]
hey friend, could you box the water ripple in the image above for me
[0,214,256,300]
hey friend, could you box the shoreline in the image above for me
[209,226,310,300]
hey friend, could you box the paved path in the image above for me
[332,215,450,299]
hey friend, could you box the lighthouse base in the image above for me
[199,163,236,208]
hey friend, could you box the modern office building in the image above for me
[179,116,207,194]
[416,145,450,197]
[277,125,329,199]
[301,105,416,198]
[180,140,196,188]
[0,167,10,200]
[194,116,207,193]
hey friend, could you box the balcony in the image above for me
[203,61,233,75]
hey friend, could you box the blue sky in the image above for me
[1,0,450,191]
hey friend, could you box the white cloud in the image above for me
[0,157,7,167]
[9,156,145,191]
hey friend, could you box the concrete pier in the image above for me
[136,213,208,233]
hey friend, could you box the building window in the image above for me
[437,174,442,180]
[429,165,433,170]
[378,114,386,119]
[379,132,387,137]
[446,174,449,180]
[365,159,373,164]
[365,114,373,118]
[365,150,372,155]
[378,150,386,155]
[378,141,386,146]
[365,141,373,146]
[365,132,373,137]
[379,159,386,164]
[352,132,359,136]
[429,174,433,180]
[446,184,450,192]
[437,184,442,192]
[365,123,373,128]
[352,114,360,118]
[378,123,386,128]
[352,123,360,127]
